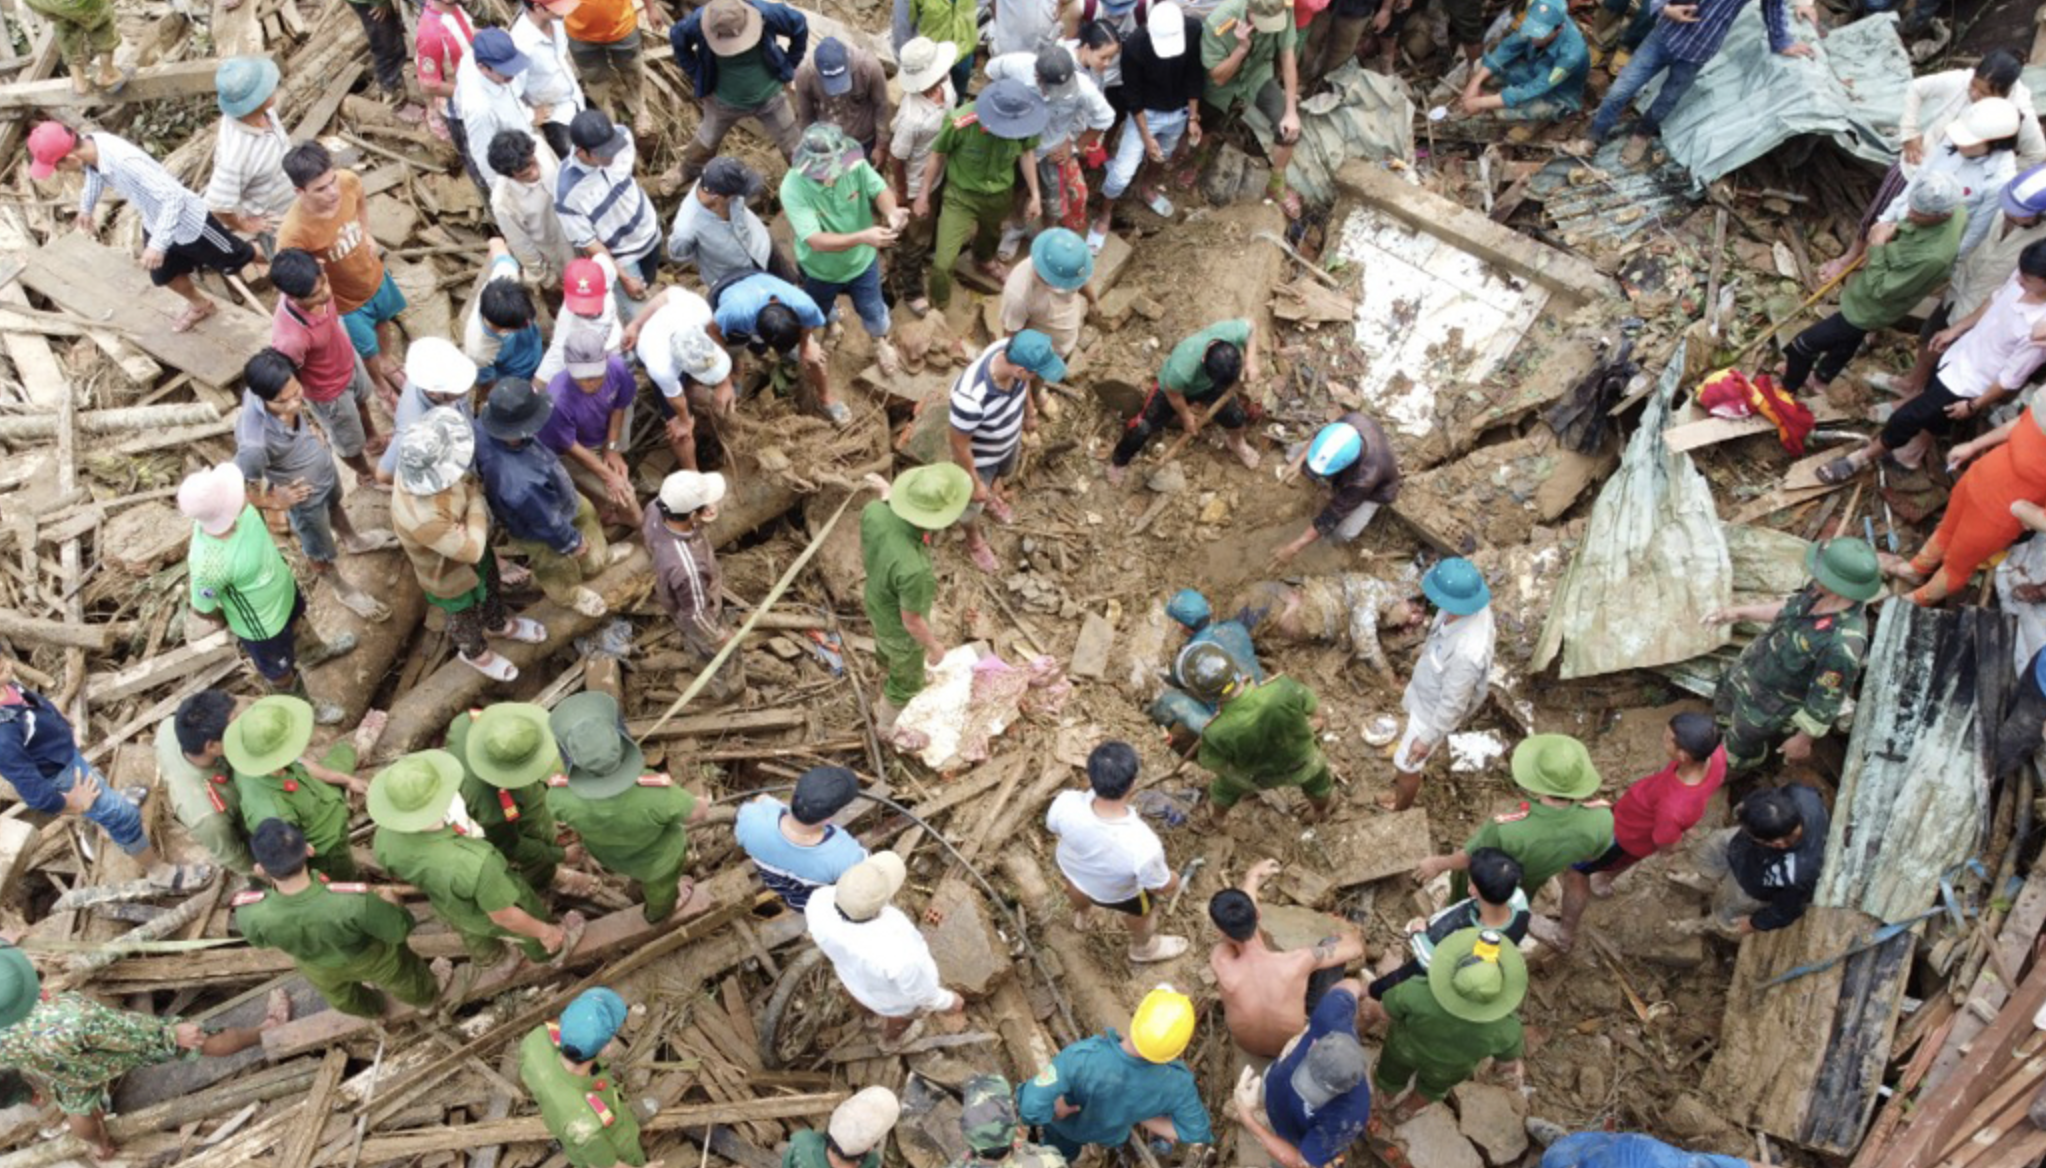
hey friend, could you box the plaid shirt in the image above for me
[81,132,211,252]
[1652,0,1791,63]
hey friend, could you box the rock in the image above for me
[1202,142,1254,206]
[895,1073,966,1168]
[1199,495,1231,525]
[1664,1093,1739,1143]
[1575,1060,1609,1105]
[1087,231,1134,297]
[1451,1082,1529,1165]
[1095,287,1139,330]
[1396,1103,1483,1168]
[922,874,1013,996]
[1146,462,1188,494]
[1069,611,1116,680]
[1131,294,1165,322]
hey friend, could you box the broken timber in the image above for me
[350,1094,849,1162]
[0,57,251,109]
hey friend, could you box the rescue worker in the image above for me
[1415,734,1614,904]
[945,1075,1067,1168]
[862,464,975,734]
[517,987,649,1168]
[369,750,579,973]
[547,691,709,923]
[1147,587,1266,747]
[234,818,442,1018]
[224,695,368,880]
[1184,645,1334,824]
[789,1086,902,1168]
[1701,537,1879,772]
[1362,927,1525,1125]
[154,689,253,875]
[1387,557,1496,812]
[1016,985,1215,1161]
[1107,318,1263,481]
[1455,0,1589,123]
[1271,413,1402,565]
[448,703,569,894]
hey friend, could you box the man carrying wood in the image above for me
[861,464,975,735]
[517,987,653,1168]
[1105,318,1262,484]
[1413,734,1612,906]
[447,703,572,894]
[546,692,710,923]
[153,689,254,877]
[1183,645,1334,825]
[1699,537,1878,772]
[234,818,445,1018]
[644,470,747,706]
[224,695,369,881]
[1207,859,1364,1057]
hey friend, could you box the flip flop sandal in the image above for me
[460,651,518,682]
[497,617,548,644]
[1143,191,1176,218]
[1085,228,1108,254]
[1816,457,1862,485]
[986,496,1016,525]
[497,561,532,587]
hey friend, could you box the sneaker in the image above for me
[1620,134,1653,166]
[1128,934,1191,963]
[300,631,359,668]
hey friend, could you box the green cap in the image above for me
[367,750,466,832]
[549,691,644,799]
[223,695,315,775]
[1509,734,1600,801]
[960,1074,1020,1153]
[1427,928,1527,1022]
[1806,537,1881,602]
[466,704,560,789]
[0,943,39,1028]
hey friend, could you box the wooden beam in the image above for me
[0,402,220,441]
[0,57,259,110]
[278,1050,350,1168]
[85,631,235,706]
[0,607,137,652]
[343,1094,849,1163]
[625,707,805,740]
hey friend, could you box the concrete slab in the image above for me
[1325,809,1432,888]
[1069,611,1116,679]
[923,874,1013,997]
[1396,1102,1484,1168]
[1451,1082,1529,1165]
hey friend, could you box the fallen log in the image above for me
[0,57,247,110]
[302,493,428,729]
[0,608,138,652]
[0,402,217,440]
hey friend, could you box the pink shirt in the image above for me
[1611,746,1726,858]
[271,297,356,403]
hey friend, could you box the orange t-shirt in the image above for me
[565,0,638,47]
[276,169,384,315]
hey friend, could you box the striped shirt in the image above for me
[554,128,659,263]
[948,339,1030,470]
[205,111,296,221]
[81,132,211,252]
[1655,0,1790,63]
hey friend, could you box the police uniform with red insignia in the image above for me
[447,708,566,891]
[1712,585,1870,773]
[152,713,254,876]
[233,874,438,1017]
[517,1016,646,1168]
[546,691,704,924]
[233,757,360,880]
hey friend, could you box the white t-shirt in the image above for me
[1045,789,1171,904]
[509,16,585,126]
[634,290,717,400]
[804,886,957,1017]
[534,252,622,384]
[1938,274,2046,399]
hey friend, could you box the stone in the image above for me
[1087,231,1134,297]
[1327,809,1433,887]
[1095,287,1139,330]
[100,500,190,575]
[1664,1093,1739,1143]
[1575,1060,1609,1105]
[1396,1103,1483,1168]
[1145,462,1188,495]
[1069,611,1116,680]
[895,1073,966,1168]
[1198,495,1231,525]
[1451,1082,1529,1165]
[1257,904,1351,953]
[1131,294,1165,322]
[922,874,1013,995]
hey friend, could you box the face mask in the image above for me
[446,792,482,837]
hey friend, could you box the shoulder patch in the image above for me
[951,111,980,129]
[1494,801,1531,823]
[231,890,264,907]
[1814,616,1833,631]
[547,773,571,788]
[1817,670,1843,689]
[636,773,673,787]
[327,882,369,893]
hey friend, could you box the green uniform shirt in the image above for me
[910,0,976,61]
[788,1130,880,1168]
[931,104,1039,196]
[1198,676,1321,784]
[714,44,783,108]
[233,876,414,971]
[1159,319,1252,400]
[518,1023,646,1168]
[372,824,545,942]
[1840,211,1966,331]
[234,764,354,878]
[1455,800,1614,900]
[1727,587,1869,740]
[544,774,695,884]
[1199,0,1294,114]
[1376,977,1523,1098]
[187,505,298,641]
[861,501,936,646]
[152,715,253,875]
[447,711,565,889]
[783,162,888,286]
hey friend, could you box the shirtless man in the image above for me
[1208,859,1366,1058]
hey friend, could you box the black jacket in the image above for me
[1727,785,1829,932]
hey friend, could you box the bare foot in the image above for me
[665,877,702,920]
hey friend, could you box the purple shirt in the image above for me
[538,357,636,454]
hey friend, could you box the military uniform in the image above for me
[546,772,696,923]
[448,710,564,891]
[373,823,554,963]
[152,714,252,875]
[517,1019,645,1168]
[1713,587,1869,772]
[233,875,437,1017]
[1452,800,1613,901]
[234,742,360,881]
[1196,677,1334,811]
[942,1076,1067,1168]
[927,102,1040,308]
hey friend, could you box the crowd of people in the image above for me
[3,0,2046,1165]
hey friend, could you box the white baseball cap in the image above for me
[658,470,728,516]
[1148,0,1187,58]
[671,327,732,387]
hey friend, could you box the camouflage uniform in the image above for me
[1712,586,1869,772]
[949,1075,1067,1168]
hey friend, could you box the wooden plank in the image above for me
[278,1049,349,1168]
[1703,908,1866,1140]
[0,57,252,110]
[1923,873,2046,1094]
[290,61,364,138]
[17,231,268,388]
[0,207,66,409]
[344,1094,850,1163]
[1795,923,1913,1153]
[1664,401,1849,454]
[85,631,236,706]
[624,706,805,740]
[1729,481,1838,526]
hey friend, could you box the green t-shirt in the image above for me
[1159,319,1253,400]
[234,765,353,874]
[783,162,888,287]
[518,1025,646,1168]
[234,878,414,971]
[860,501,936,644]
[931,104,1039,196]
[910,0,976,59]
[543,775,696,884]
[1377,977,1524,1095]
[715,44,784,109]
[1456,800,1615,899]
[372,824,544,940]
[1197,676,1320,782]
[786,1130,880,1168]
[188,505,299,641]
[1199,0,1295,114]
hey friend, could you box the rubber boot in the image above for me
[874,694,903,736]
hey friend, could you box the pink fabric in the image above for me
[1610,745,1727,858]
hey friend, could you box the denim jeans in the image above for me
[1104,107,1190,200]
[1601,0,1656,50]
[802,258,891,338]
[56,752,148,855]
[287,478,342,565]
[1587,24,1704,142]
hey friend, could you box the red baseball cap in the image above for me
[562,258,608,316]
[28,122,76,181]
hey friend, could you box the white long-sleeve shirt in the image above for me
[510,16,586,128]
[1899,70,2046,174]
[804,886,959,1018]
[454,55,551,189]
[1402,606,1496,741]
[1879,143,2017,262]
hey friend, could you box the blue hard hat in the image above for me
[1306,422,1363,477]
[1422,558,1490,615]
[1166,589,1212,629]
[1031,228,1094,291]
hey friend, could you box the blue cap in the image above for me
[816,37,852,95]
[1005,330,1067,383]
[1518,0,1566,40]
[1031,228,1094,291]
[472,28,531,75]
[2005,164,2046,219]
[215,56,280,118]
[1166,589,1212,628]
[1422,558,1490,616]
[558,988,628,1060]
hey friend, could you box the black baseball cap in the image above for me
[791,766,860,824]
[701,156,763,198]
[569,109,628,158]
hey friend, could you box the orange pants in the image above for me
[1910,409,2046,604]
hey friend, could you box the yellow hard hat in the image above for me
[1130,985,1196,1063]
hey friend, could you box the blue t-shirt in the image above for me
[733,797,869,909]
[711,272,826,344]
[1264,989,1373,1168]
[1542,1133,1748,1168]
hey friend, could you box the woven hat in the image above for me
[829,1087,901,1156]
[396,406,475,496]
[1509,734,1600,801]
[367,750,467,832]
[898,36,959,93]
[886,463,974,529]
[673,325,733,386]
[223,695,315,775]
[549,691,644,799]
[178,462,248,537]
[702,0,765,53]
[0,943,40,1028]
[405,336,479,400]
[1427,928,1528,1022]
[466,703,560,789]
[216,56,281,117]
[835,850,907,920]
